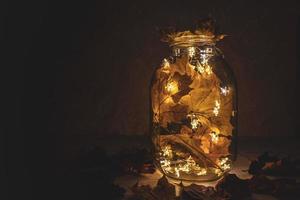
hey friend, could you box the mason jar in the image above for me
[150,21,237,182]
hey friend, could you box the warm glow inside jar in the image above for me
[151,29,237,182]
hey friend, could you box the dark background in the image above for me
[3,0,300,199]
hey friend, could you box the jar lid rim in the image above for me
[162,31,226,47]
[169,34,216,47]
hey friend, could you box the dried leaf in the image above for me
[216,174,251,200]
[181,184,226,200]
[169,56,188,75]
[171,72,193,103]
[152,176,176,200]
[129,176,175,200]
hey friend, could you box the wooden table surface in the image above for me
[108,136,300,200]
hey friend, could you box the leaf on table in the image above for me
[249,175,300,198]
[129,183,156,200]
[152,176,176,200]
[129,176,175,200]
[248,152,300,176]
[181,184,227,200]
[216,174,252,200]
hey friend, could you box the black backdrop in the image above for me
[3,0,300,199]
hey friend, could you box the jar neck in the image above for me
[171,44,216,58]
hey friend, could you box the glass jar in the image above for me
[150,23,237,182]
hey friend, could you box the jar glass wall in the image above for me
[150,30,237,182]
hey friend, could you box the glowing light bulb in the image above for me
[186,156,196,166]
[218,157,231,171]
[160,159,170,167]
[190,119,199,130]
[222,163,231,170]
[162,145,173,158]
[199,48,214,76]
[200,53,209,65]
[214,168,222,176]
[165,80,178,95]
[162,58,170,68]
[205,47,213,53]
[187,113,200,130]
[196,61,205,73]
[213,100,220,116]
[210,131,219,144]
[197,168,207,176]
[160,159,173,172]
[178,164,190,173]
[187,47,196,57]
[220,86,230,96]
[160,159,172,172]
[219,157,228,165]
[170,155,208,177]
[161,59,171,74]
[205,65,212,75]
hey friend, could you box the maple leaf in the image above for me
[171,72,193,103]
